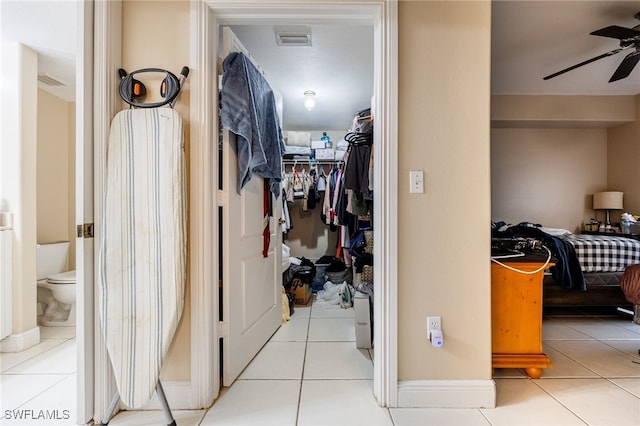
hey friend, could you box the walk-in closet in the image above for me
[280,120,375,348]
[217,22,376,384]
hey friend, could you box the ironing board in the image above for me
[99,107,187,410]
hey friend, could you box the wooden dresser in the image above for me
[491,260,553,379]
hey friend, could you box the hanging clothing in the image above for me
[322,167,335,225]
[343,143,371,194]
[281,188,292,233]
[220,51,285,197]
[331,168,344,226]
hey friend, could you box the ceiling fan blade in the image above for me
[543,48,623,80]
[609,51,640,82]
[590,25,640,40]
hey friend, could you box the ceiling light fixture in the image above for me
[303,90,316,110]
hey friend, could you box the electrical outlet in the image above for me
[427,316,441,330]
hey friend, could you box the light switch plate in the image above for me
[409,170,424,193]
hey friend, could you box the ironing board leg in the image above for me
[98,384,175,426]
[156,381,177,426]
[100,391,121,425]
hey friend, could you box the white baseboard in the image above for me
[0,326,40,353]
[397,380,496,408]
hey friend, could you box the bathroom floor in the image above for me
[1,304,639,425]
[0,326,76,425]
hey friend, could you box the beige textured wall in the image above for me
[397,1,492,380]
[491,95,636,128]
[37,90,76,269]
[491,94,638,228]
[284,201,339,260]
[491,128,608,232]
[122,0,191,381]
[1,43,38,335]
[120,0,493,386]
[608,95,640,217]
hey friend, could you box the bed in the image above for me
[492,222,640,308]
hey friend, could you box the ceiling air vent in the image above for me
[274,26,312,47]
[38,74,66,86]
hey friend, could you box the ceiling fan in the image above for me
[544,11,640,82]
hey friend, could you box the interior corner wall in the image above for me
[608,95,640,217]
[121,0,191,381]
[0,42,38,336]
[397,1,492,381]
[491,128,608,231]
[37,90,73,251]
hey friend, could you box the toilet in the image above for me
[36,242,76,327]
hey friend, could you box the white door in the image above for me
[221,27,283,386]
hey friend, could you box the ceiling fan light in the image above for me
[303,90,316,110]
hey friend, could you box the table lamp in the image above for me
[593,191,624,226]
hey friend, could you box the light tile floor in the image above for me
[1,305,639,425]
[1,326,77,425]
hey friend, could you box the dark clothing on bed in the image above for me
[492,222,586,291]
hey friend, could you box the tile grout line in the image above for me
[294,302,313,425]
[0,339,75,375]
[0,371,74,421]
[528,377,597,425]
[0,338,71,374]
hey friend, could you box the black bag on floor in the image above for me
[325,258,353,284]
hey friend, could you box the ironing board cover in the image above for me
[99,108,187,408]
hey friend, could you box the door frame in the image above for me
[193,0,398,406]
[76,1,97,423]
[93,0,122,421]
[93,0,398,414]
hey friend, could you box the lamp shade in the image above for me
[593,191,624,210]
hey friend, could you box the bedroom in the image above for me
[491,0,640,232]
[490,97,639,233]
[490,2,640,310]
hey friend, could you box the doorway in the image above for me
[91,1,397,416]
[201,0,398,407]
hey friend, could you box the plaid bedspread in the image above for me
[563,234,640,273]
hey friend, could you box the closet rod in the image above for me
[282,159,343,165]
